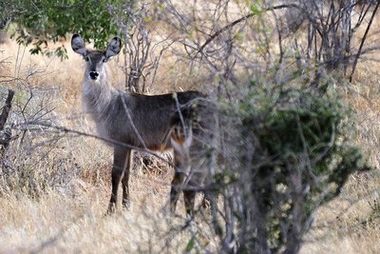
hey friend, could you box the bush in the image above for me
[220,86,369,253]
[0,0,121,58]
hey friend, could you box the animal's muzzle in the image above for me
[89,71,99,80]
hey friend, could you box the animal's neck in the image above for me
[82,74,116,121]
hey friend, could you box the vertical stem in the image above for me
[0,89,14,131]
[124,33,130,92]
[0,89,14,160]
[349,2,380,82]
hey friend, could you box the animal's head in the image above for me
[71,34,122,82]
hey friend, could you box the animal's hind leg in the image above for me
[170,170,186,214]
[107,147,129,214]
[183,190,196,217]
[121,149,132,209]
[170,124,193,215]
[204,191,222,236]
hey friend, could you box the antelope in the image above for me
[71,34,214,215]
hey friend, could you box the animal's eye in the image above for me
[102,57,108,63]
[84,56,90,62]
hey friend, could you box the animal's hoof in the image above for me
[170,206,176,216]
[122,199,130,210]
[106,203,116,215]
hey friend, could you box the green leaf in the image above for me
[185,236,195,252]
[250,2,263,16]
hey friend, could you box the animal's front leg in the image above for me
[121,149,132,209]
[107,147,129,214]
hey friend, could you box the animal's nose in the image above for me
[89,71,99,80]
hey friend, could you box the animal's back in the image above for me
[104,90,206,149]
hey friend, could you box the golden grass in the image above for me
[0,188,213,253]
[0,164,218,253]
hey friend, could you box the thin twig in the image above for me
[16,121,174,166]
[195,4,299,56]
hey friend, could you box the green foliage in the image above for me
[0,0,121,58]
[235,86,370,252]
[184,236,195,252]
[250,0,263,16]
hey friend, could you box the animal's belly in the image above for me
[147,143,171,152]
[100,127,171,151]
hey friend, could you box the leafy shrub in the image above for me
[0,0,121,58]
[221,87,370,253]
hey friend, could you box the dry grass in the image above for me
[0,186,211,253]
[0,167,217,253]
[1,14,380,252]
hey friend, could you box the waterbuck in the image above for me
[71,34,214,215]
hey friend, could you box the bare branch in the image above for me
[349,1,380,82]
[16,121,174,166]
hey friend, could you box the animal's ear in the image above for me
[71,34,87,56]
[105,37,122,59]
